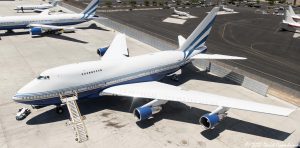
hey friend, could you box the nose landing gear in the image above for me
[56,105,64,114]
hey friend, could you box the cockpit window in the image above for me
[37,75,50,80]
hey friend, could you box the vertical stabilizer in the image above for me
[285,10,296,23]
[288,5,296,16]
[80,0,100,18]
[51,0,59,7]
[179,7,219,59]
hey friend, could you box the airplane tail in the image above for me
[51,0,59,7]
[288,5,296,16]
[285,10,296,23]
[80,0,100,18]
[179,7,219,59]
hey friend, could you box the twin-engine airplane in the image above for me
[15,0,59,13]
[13,7,294,130]
[0,0,100,37]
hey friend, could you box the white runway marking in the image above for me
[162,17,186,24]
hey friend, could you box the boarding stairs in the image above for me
[60,92,88,143]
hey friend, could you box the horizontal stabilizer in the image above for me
[178,35,186,47]
[191,54,246,60]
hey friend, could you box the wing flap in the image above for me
[102,82,294,116]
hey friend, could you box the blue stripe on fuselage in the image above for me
[0,21,86,31]
[13,68,179,106]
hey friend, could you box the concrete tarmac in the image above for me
[0,1,300,148]
[90,5,300,92]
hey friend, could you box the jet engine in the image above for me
[133,99,167,121]
[30,27,44,36]
[97,46,109,57]
[199,106,229,129]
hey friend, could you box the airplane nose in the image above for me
[12,95,23,102]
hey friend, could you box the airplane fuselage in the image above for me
[0,14,88,30]
[16,4,53,10]
[13,51,196,105]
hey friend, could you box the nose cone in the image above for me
[12,79,39,102]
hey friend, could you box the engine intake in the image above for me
[97,46,109,57]
[199,106,228,129]
[199,113,221,129]
[134,106,162,121]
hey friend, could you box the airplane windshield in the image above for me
[37,75,50,80]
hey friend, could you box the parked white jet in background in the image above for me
[220,5,234,12]
[13,7,294,131]
[0,0,100,36]
[15,0,59,13]
[288,5,300,22]
[281,10,300,32]
[172,7,190,17]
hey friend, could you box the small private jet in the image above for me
[172,7,190,17]
[281,9,300,32]
[288,5,300,22]
[0,0,100,37]
[13,7,294,130]
[15,0,59,13]
[220,5,234,12]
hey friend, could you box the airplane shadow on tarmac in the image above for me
[26,63,291,141]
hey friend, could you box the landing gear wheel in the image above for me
[56,106,64,114]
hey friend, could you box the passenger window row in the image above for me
[81,69,102,76]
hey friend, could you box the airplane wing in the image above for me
[28,24,76,32]
[101,81,294,116]
[102,33,129,60]
[191,54,246,60]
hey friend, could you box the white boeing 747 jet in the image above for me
[13,7,294,130]
[15,0,59,13]
[0,0,100,36]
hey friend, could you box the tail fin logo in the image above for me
[178,7,219,59]
[81,0,100,19]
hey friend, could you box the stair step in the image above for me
[60,93,88,143]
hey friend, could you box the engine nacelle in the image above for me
[97,46,109,57]
[30,27,44,36]
[199,113,221,129]
[199,106,228,129]
[134,106,162,121]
